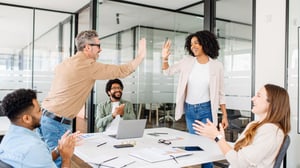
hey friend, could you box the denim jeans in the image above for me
[184,101,213,168]
[37,112,72,167]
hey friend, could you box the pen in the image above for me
[102,156,118,163]
[170,155,178,164]
[97,142,107,147]
[147,132,168,136]
[155,132,168,134]
[97,156,119,168]
[120,161,136,168]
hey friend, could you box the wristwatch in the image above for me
[54,146,60,156]
[214,134,223,142]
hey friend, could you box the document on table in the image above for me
[87,156,136,168]
[129,147,193,163]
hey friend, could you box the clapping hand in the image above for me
[58,130,82,159]
[192,119,224,140]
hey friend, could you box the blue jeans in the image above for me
[184,101,213,168]
[37,111,72,167]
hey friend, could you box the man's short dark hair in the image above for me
[105,79,124,96]
[1,89,37,121]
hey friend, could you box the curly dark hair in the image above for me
[105,79,124,96]
[184,30,220,59]
[1,89,37,121]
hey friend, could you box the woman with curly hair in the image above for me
[162,30,229,168]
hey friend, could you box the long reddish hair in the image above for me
[234,84,291,151]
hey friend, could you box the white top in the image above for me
[105,102,121,134]
[111,101,120,114]
[186,60,210,104]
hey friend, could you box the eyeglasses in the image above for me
[121,140,136,146]
[111,87,122,90]
[89,43,101,48]
[158,139,171,145]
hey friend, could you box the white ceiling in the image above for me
[0,0,90,13]
[0,0,252,50]
[0,0,252,23]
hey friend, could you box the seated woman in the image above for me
[193,84,291,168]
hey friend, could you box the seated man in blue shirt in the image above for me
[95,79,136,132]
[0,89,80,167]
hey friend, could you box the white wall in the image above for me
[256,0,300,167]
[255,0,286,89]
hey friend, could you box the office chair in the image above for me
[213,160,229,168]
[0,160,12,168]
[137,103,159,126]
[158,103,175,123]
[273,135,290,168]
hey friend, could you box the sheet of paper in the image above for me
[129,147,193,163]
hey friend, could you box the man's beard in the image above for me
[111,91,122,100]
[31,116,41,129]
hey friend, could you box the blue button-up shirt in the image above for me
[0,124,57,168]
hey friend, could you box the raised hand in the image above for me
[162,39,171,60]
[137,38,146,59]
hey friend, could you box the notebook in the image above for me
[107,119,147,139]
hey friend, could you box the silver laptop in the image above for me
[109,119,147,139]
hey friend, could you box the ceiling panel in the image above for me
[0,0,90,12]
[216,0,252,24]
[98,1,203,38]
[119,0,202,10]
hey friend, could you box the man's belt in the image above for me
[42,109,72,125]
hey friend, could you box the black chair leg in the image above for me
[213,161,229,168]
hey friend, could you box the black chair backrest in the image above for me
[226,109,241,119]
[273,135,290,168]
[0,160,12,168]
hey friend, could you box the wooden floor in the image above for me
[73,111,228,168]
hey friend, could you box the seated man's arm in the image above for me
[95,103,114,132]
[123,101,136,119]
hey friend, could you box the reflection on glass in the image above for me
[0,5,33,100]
[0,4,74,101]
[94,1,204,130]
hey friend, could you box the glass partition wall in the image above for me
[0,1,253,136]
[288,0,300,166]
[93,1,204,131]
[216,0,252,141]
[0,5,33,101]
[0,4,75,103]
[92,0,253,135]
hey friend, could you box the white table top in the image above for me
[0,116,10,136]
[75,127,225,168]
